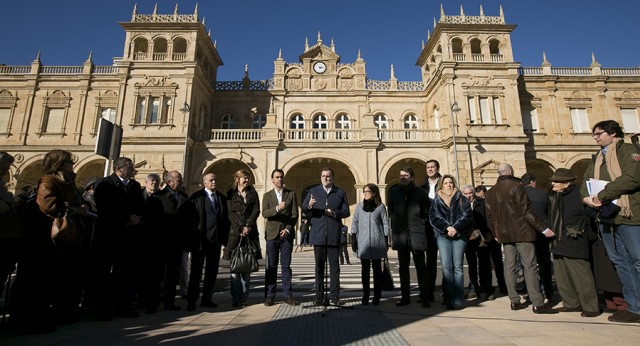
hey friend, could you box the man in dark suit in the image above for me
[419,159,440,302]
[142,173,160,201]
[262,169,299,306]
[521,172,554,301]
[185,173,229,311]
[93,157,144,320]
[146,170,192,311]
[302,167,350,305]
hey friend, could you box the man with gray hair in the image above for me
[142,173,160,201]
[485,163,557,314]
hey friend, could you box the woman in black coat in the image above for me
[224,169,261,307]
[548,168,600,317]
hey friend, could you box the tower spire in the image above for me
[460,4,465,16]
[305,37,309,52]
[131,3,137,21]
[317,31,322,44]
[479,4,484,16]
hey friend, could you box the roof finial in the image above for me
[317,31,322,44]
[460,4,465,16]
[422,40,425,49]
[305,37,309,52]
[278,49,282,59]
[194,3,199,20]
[153,3,158,15]
[357,49,362,60]
[202,16,206,26]
[542,51,550,65]
[591,52,596,63]
[331,38,335,52]
[208,29,211,37]
[34,51,41,62]
[390,64,396,80]
[174,4,178,15]
[500,4,504,20]
[433,17,437,29]
[427,30,431,40]
[213,40,217,48]
[440,3,445,19]
[479,4,484,16]
[87,50,93,62]
[131,3,137,21]
[244,64,249,80]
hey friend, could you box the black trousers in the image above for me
[465,239,494,295]
[361,258,382,300]
[314,245,340,300]
[535,234,554,299]
[187,241,222,305]
[488,239,507,292]
[426,235,438,298]
[397,248,428,301]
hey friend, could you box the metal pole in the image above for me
[180,102,190,192]
[451,102,461,184]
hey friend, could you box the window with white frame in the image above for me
[467,97,477,123]
[493,98,502,124]
[373,114,388,129]
[221,114,235,129]
[570,108,589,133]
[313,114,328,139]
[100,107,116,123]
[135,95,172,124]
[521,108,538,131]
[621,108,640,133]
[0,108,10,133]
[289,114,304,140]
[252,114,266,129]
[479,97,491,124]
[403,114,419,129]
[44,108,65,133]
[336,114,351,140]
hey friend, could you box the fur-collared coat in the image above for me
[429,190,472,238]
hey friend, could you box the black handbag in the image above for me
[229,237,259,273]
[382,257,395,291]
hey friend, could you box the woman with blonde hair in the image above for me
[429,174,472,310]
[223,169,261,307]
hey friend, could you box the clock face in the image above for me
[313,62,327,74]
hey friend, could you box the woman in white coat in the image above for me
[350,183,389,305]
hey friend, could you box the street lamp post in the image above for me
[179,102,190,191]
[451,101,461,184]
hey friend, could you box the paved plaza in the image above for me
[1,247,639,345]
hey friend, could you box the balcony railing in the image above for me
[205,129,263,141]
[0,66,30,74]
[152,53,167,61]
[490,54,503,62]
[93,66,119,74]
[283,129,360,141]
[134,52,147,60]
[40,66,83,74]
[453,53,466,62]
[471,54,484,62]
[378,129,441,141]
[173,53,187,61]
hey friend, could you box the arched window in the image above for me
[404,114,419,139]
[452,38,464,61]
[373,114,388,129]
[133,37,149,60]
[153,37,168,61]
[470,38,483,61]
[289,114,305,140]
[252,114,266,129]
[489,39,502,61]
[336,114,351,140]
[313,114,328,140]
[173,37,188,61]
[221,114,235,129]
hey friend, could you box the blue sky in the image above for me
[1,1,638,81]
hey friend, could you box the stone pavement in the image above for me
[1,247,639,345]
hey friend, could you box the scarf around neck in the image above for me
[437,187,458,208]
[594,137,632,218]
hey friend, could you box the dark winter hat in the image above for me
[84,176,98,190]
[550,168,576,183]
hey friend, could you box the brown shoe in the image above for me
[285,296,299,306]
[608,310,640,323]
[264,298,275,307]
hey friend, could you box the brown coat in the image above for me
[485,175,548,243]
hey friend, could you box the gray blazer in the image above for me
[350,202,389,260]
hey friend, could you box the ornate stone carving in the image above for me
[13,153,24,163]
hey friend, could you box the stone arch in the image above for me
[172,37,188,54]
[202,158,259,195]
[281,152,365,187]
[469,37,482,54]
[74,156,107,188]
[525,158,555,189]
[451,37,463,54]
[379,152,428,185]
[569,158,591,191]
[14,155,44,191]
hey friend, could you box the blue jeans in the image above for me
[230,272,250,303]
[600,223,640,314]
[437,235,467,307]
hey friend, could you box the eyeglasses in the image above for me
[592,131,607,138]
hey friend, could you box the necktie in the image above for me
[210,192,218,212]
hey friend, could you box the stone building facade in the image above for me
[1,5,639,236]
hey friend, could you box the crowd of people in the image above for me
[1,120,638,334]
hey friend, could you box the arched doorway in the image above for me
[383,158,427,201]
[525,159,554,190]
[204,158,256,194]
[570,159,591,191]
